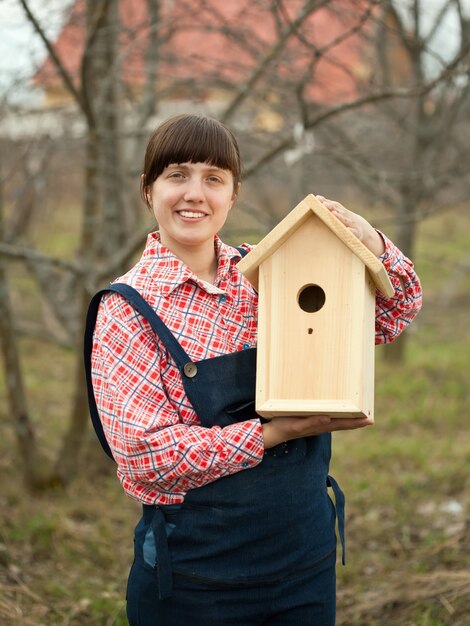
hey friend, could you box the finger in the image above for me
[316,195,338,210]
[316,195,335,208]
[328,417,374,431]
[316,196,349,220]
[289,415,331,436]
[299,415,332,429]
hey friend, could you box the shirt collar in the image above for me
[140,232,244,296]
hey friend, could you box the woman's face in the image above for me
[148,161,238,254]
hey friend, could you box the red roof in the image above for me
[35,0,374,104]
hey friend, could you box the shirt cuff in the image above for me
[377,230,404,272]
[223,418,265,470]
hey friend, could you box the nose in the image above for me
[183,176,205,202]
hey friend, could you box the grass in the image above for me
[0,206,469,624]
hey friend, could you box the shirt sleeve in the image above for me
[91,293,265,504]
[374,232,423,345]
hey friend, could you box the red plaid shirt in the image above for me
[91,232,422,504]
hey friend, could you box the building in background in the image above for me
[33,0,412,123]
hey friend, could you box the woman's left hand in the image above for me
[316,195,385,257]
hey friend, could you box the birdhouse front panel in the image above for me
[256,213,376,418]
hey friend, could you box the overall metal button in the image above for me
[183,362,198,378]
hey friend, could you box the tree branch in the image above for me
[19,0,84,112]
[220,0,327,123]
[245,38,470,177]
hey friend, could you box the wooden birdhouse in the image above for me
[237,194,394,419]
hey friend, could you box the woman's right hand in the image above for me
[262,414,374,449]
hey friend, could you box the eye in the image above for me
[207,175,223,183]
[168,171,185,180]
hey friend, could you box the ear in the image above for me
[141,174,152,208]
[230,182,241,206]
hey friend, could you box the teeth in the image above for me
[179,211,205,218]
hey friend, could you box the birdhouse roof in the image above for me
[237,194,394,298]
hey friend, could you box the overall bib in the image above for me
[85,282,345,626]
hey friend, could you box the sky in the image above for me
[0,0,74,101]
[0,0,468,103]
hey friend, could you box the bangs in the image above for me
[159,116,239,174]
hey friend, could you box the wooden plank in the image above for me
[257,399,365,418]
[237,199,312,291]
[308,195,394,298]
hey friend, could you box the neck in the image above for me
[160,235,218,283]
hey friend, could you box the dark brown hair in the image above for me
[141,114,242,207]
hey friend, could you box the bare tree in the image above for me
[1,0,465,487]
[301,0,470,360]
[1,0,337,487]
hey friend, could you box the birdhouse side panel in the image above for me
[358,272,377,418]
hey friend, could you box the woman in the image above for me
[85,114,422,625]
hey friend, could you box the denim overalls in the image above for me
[85,280,345,625]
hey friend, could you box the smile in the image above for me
[178,210,206,219]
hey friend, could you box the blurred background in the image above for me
[0,1,469,624]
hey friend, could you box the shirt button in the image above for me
[220,295,227,303]
[243,343,250,350]
[242,461,249,468]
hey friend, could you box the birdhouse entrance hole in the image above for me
[298,284,326,313]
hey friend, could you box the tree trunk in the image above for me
[54,130,101,482]
[0,265,56,488]
[88,0,127,264]
[54,2,125,480]
[53,285,97,484]
[0,155,53,489]
[384,198,418,363]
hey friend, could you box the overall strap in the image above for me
[84,288,116,460]
[327,474,346,565]
[84,283,191,460]
[84,246,249,460]
[103,283,192,368]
